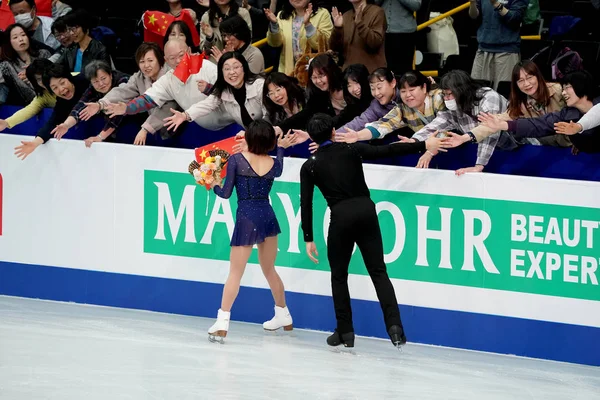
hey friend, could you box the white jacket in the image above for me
[144,60,231,130]
[186,78,265,127]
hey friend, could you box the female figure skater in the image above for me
[207,120,297,343]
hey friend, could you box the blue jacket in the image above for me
[476,0,529,53]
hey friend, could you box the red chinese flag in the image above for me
[195,136,238,183]
[0,0,52,29]
[143,11,175,49]
[173,52,207,83]
[143,9,199,49]
[35,0,52,17]
[0,2,14,30]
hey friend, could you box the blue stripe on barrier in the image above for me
[1,260,598,366]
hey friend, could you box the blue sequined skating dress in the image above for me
[214,148,284,246]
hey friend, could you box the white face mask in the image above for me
[15,13,34,28]
[444,99,458,111]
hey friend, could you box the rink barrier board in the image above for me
[1,136,599,367]
[1,260,599,367]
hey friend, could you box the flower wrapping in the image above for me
[187,136,237,190]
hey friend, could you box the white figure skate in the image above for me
[208,309,230,344]
[263,306,293,331]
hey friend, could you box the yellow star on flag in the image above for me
[148,14,157,25]
[199,149,208,160]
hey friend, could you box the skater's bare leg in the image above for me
[258,236,286,307]
[220,245,253,311]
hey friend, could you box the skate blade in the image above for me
[208,330,227,344]
[328,345,356,355]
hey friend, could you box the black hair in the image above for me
[307,113,334,144]
[263,72,305,125]
[26,58,53,96]
[9,0,36,9]
[307,53,343,99]
[84,60,112,81]
[280,0,318,21]
[368,67,396,84]
[246,120,277,155]
[343,64,372,106]
[219,14,251,46]
[135,42,165,69]
[208,0,241,28]
[562,70,597,101]
[51,16,68,34]
[398,70,431,91]
[42,63,76,91]
[1,24,41,62]
[211,51,259,98]
[163,21,196,51]
[62,9,97,35]
[439,70,488,116]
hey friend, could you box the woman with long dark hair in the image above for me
[448,60,570,148]
[200,0,252,62]
[341,63,373,124]
[277,53,346,132]
[164,52,264,130]
[0,23,51,105]
[206,120,297,343]
[263,72,305,125]
[265,0,333,75]
[163,20,199,53]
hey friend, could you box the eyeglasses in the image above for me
[442,91,454,99]
[223,65,243,74]
[517,75,536,85]
[267,87,284,98]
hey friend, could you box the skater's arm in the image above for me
[300,163,315,242]
[352,141,426,160]
[214,156,237,199]
[273,146,285,178]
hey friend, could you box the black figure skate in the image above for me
[327,330,355,348]
[388,325,407,349]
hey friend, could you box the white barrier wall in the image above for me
[1,134,599,366]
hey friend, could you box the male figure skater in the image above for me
[300,113,450,349]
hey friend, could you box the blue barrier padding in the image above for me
[1,260,599,367]
[1,105,599,181]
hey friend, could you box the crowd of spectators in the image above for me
[0,0,598,178]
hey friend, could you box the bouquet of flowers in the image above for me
[188,149,230,189]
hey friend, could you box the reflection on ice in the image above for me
[0,296,598,400]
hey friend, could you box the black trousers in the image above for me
[385,31,416,76]
[327,197,403,334]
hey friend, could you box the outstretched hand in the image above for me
[335,129,358,143]
[554,121,582,135]
[104,102,127,118]
[478,112,508,132]
[163,108,187,131]
[424,131,451,153]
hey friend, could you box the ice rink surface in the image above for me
[0,296,598,400]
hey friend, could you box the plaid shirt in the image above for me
[412,88,508,166]
[70,72,130,132]
[366,89,446,138]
